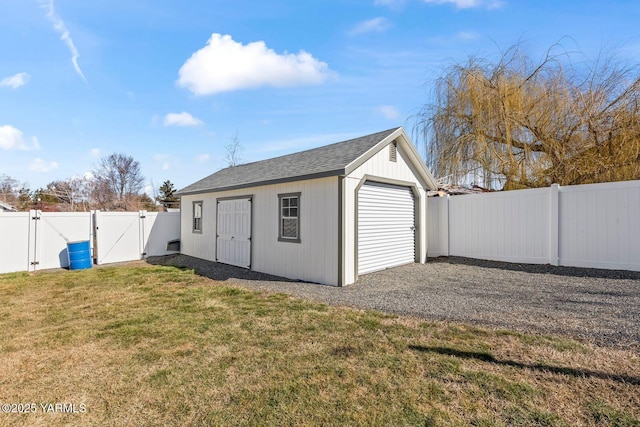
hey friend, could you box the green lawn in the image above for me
[0,264,638,426]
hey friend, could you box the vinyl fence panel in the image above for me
[428,180,640,272]
[142,212,181,257]
[1,210,181,274]
[36,211,93,270]
[447,187,551,264]
[427,196,449,257]
[0,212,32,273]
[558,181,640,271]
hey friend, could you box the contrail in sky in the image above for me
[41,0,87,82]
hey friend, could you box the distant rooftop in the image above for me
[0,201,17,212]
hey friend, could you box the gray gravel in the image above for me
[148,254,640,351]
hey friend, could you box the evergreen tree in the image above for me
[157,180,179,208]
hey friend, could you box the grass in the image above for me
[0,264,638,426]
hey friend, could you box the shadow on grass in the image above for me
[409,345,640,385]
[428,256,640,281]
[146,254,299,283]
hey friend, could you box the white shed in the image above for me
[176,127,438,286]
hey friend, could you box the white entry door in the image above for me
[358,182,415,275]
[216,198,251,268]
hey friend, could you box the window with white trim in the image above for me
[278,193,300,243]
[193,201,203,233]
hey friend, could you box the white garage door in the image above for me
[217,198,251,268]
[358,182,415,275]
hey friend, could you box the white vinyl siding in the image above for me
[357,182,415,274]
[180,177,338,285]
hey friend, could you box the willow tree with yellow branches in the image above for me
[417,43,640,189]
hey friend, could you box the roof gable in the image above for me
[177,127,437,195]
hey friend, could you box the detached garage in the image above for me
[176,127,438,286]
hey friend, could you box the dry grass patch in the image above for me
[0,265,638,426]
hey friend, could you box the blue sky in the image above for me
[1,0,639,193]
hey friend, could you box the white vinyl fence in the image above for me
[0,210,180,274]
[428,180,640,272]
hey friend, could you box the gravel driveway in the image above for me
[149,255,640,351]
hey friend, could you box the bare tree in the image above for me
[36,177,90,211]
[416,42,640,189]
[224,132,243,167]
[0,174,29,209]
[0,174,20,203]
[92,153,145,210]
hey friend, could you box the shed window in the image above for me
[192,201,203,233]
[278,193,301,243]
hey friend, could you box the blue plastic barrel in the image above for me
[67,240,92,270]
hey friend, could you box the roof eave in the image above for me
[175,168,345,197]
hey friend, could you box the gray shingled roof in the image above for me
[177,128,399,195]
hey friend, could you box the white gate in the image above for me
[0,212,33,273]
[94,211,143,265]
[216,198,251,268]
[36,212,93,270]
[357,182,415,275]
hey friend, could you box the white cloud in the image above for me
[455,31,480,40]
[40,0,86,81]
[374,0,407,9]
[350,17,392,36]
[0,125,40,150]
[90,148,100,157]
[177,33,332,95]
[29,158,59,172]
[163,112,203,127]
[197,154,210,162]
[427,30,481,45]
[422,0,504,9]
[161,162,170,171]
[376,105,401,120]
[0,72,31,89]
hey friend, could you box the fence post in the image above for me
[93,210,101,265]
[28,210,40,272]
[549,184,560,266]
[445,195,450,256]
[139,210,147,259]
